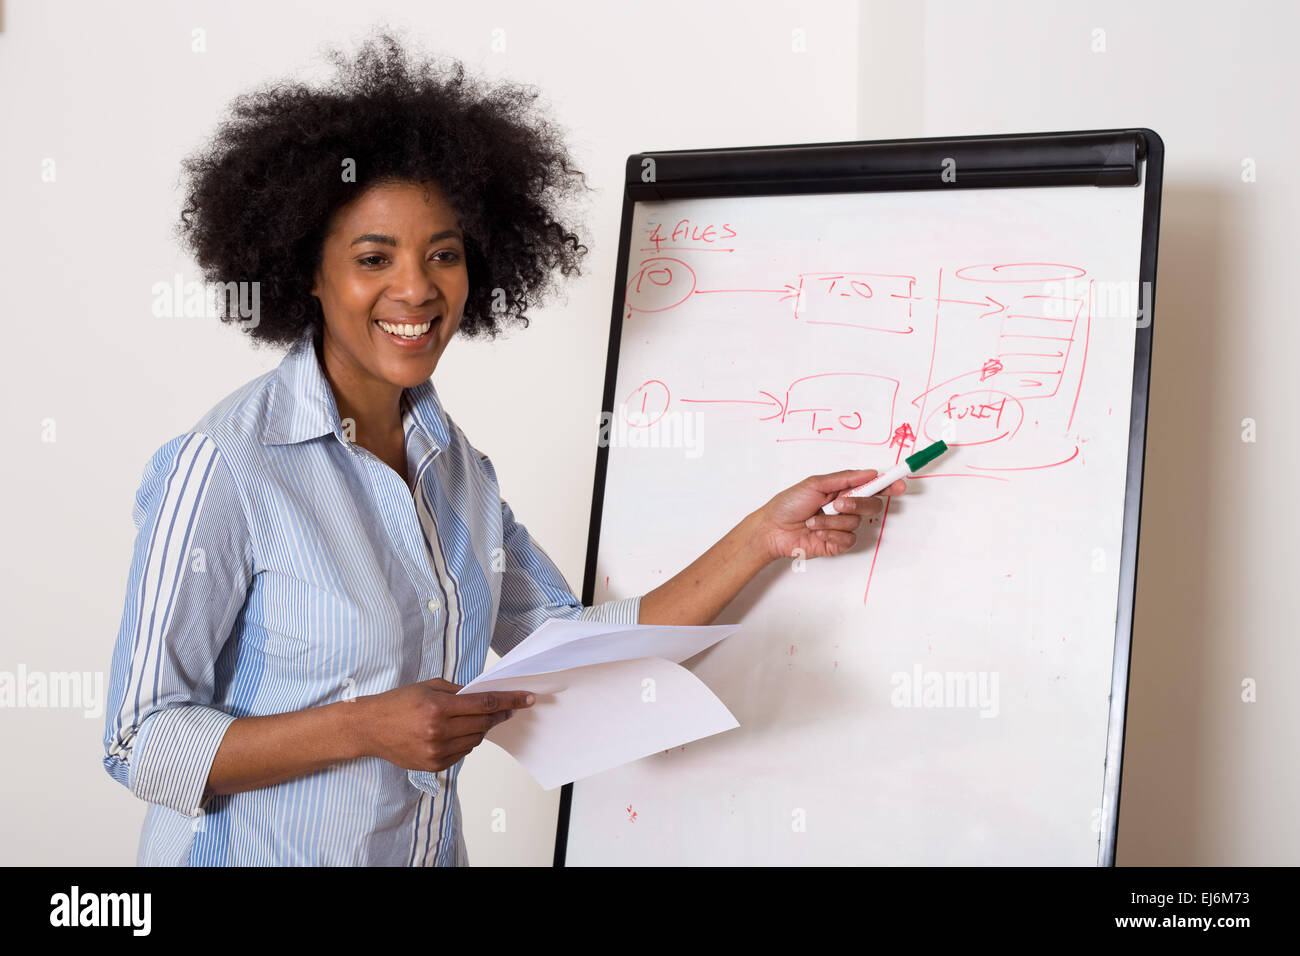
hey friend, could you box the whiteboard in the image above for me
[567,171,1150,865]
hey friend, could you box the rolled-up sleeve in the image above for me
[102,432,252,816]
[480,455,641,658]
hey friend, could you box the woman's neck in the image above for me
[315,328,404,448]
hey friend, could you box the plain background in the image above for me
[0,0,1293,865]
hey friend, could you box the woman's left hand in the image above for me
[750,469,907,562]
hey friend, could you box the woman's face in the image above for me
[311,179,468,392]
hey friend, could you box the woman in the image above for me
[101,34,905,866]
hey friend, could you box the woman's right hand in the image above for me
[355,678,535,773]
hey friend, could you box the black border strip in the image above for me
[556,128,1161,867]
[627,129,1142,199]
[1098,129,1163,865]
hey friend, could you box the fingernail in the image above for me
[525,694,535,705]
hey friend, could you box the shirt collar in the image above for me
[259,328,451,455]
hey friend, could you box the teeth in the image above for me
[377,319,433,337]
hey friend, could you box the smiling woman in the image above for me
[101,30,901,869]
[310,181,470,481]
[101,31,614,868]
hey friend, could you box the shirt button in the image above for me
[427,597,440,612]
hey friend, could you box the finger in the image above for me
[814,529,857,551]
[436,732,489,754]
[444,710,514,734]
[432,748,475,771]
[831,477,908,508]
[804,512,863,532]
[441,689,536,717]
[824,495,885,516]
[805,469,880,496]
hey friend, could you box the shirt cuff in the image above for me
[129,705,238,815]
[408,769,442,796]
[578,594,641,627]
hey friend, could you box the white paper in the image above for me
[458,619,741,789]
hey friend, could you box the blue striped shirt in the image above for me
[102,329,640,865]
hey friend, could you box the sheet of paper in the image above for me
[457,619,742,789]
[465,618,742,686]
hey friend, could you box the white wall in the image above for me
[0,0,860,865]
[2,0,1293,866]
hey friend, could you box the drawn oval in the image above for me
[923,389,1024,446]
[954,263,1086,284]
[625,258,697,313]
[621,380,670,427]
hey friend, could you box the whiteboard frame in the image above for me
[556,129,1164,866]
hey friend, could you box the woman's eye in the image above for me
[356,251,459,267]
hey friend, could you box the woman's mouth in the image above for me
[375,317,438,347]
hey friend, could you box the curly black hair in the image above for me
[177,31,592,348]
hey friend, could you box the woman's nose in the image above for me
[388,256,440,305]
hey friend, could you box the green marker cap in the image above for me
[904,440,948,472]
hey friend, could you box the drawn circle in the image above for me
[625,258,696,313]
[923,389,1024,446]
[954,263,1086,284]
[622,380,670,428]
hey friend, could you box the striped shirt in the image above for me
[102,328,640,865]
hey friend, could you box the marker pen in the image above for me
[821,440,949,514]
